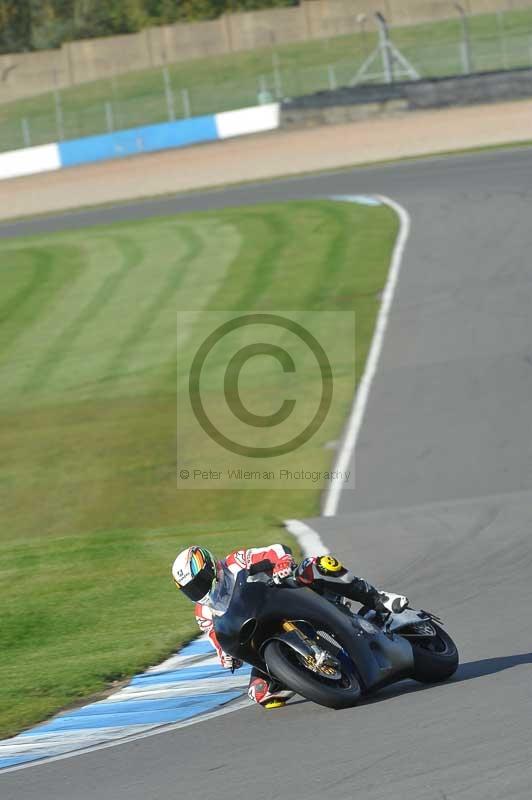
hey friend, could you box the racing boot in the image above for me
[248,675,294,710]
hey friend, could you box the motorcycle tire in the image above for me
[263,639,361,710]
[409,622,459,683]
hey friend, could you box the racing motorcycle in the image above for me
[213,560,459,709]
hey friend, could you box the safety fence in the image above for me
[2,13,532,155]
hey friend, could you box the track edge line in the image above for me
[321,194,411,518]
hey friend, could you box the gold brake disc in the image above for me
[302,654,339,678]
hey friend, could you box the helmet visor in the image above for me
[180,558,215,602]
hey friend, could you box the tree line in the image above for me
[0,0,298,54]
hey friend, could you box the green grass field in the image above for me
[2,7,532,152]
[0,199,397,738]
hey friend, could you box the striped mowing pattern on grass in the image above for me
[0,200,397,741]
[0,219,239,406]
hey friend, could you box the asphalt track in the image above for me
[3,147,532,800]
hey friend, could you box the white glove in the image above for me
[377,591,409,614]
[272,554,296,584]
[220,653,243,670]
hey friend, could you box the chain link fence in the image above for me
[2,18,532,154]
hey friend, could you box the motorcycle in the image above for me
[213,560,459,709]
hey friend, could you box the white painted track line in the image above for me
[322,195,411,517]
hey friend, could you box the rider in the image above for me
[171,543,408,709]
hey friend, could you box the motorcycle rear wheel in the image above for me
[409,623,459,683]
[263,639,361,709]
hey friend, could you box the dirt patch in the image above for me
[4,99,532,221]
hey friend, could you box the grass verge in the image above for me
[0,199,397,738]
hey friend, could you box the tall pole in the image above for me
[454,3,473,75]
[272,51,283,99]
[181,88,191,118]
[21,117,31,147]
[162,66,175,121]
[105,100,114,133]
[53,69,65,141]
[375,13,393,84]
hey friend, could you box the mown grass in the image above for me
[0,521,290,738]
[2,7,532,151]
[0,200,397,738]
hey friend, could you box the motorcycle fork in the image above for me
[281,620,317,653]
[282,621,298,633]
[281,621,337,673]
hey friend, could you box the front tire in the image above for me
[264,639,361,709]
[409,623,459,683]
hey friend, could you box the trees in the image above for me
[0,0,298,53]
[0,1,32,53]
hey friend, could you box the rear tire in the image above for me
[410,623,459,683]
[264,639,361,710]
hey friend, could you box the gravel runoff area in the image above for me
[4,98,532,221]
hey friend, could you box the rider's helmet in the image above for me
[172,546,217,602]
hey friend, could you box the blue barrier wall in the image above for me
[58,115,218,168]
[0,104,280,181]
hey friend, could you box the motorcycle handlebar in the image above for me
[247,561,300,588]
[248,559,274,576]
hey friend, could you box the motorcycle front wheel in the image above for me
[263,638,361,710]
[409,622,459,683]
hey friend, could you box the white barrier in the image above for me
[215,103,280,140]
[0,104,281,182]
[0,143,61,181]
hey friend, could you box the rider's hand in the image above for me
[272,554,295,583]
[220,653,243,670]
[376,592,409,614]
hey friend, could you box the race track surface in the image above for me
[3,147,532,800]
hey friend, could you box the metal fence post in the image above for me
[105,101,114,133]
[496,11,509,70]
[257,75,272,104]
[181,88,191,119]
[162,66,176,121]
[459,41,469,75]
[53,89,65,141]
[327,64,337,91]
[272,52,283,99]
[454,4,472,74]
[376,13,393,84]
[21,117,31,147]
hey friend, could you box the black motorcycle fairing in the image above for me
[213,571,310,672]
[213,570,415,691]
